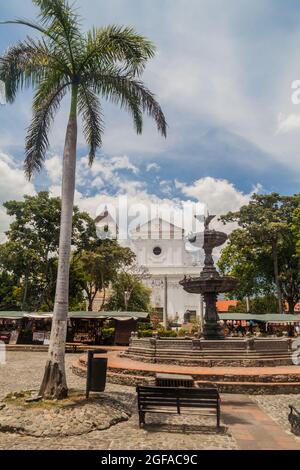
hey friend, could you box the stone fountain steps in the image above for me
[77,356,299,382]
[123,353,294,367]
[125,336,296,367]
[126,358,294,367]
[194,381,300,394]
[72,356,300,394]
[133,358,295,367]
[124,348,293,358]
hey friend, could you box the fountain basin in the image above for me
[203,230,228,248]
[180,276,238,294]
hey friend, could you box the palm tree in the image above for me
[0,0,167,399]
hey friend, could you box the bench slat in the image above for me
[140,409,217,415]
[138,393,219,398]
[139,399,218,406]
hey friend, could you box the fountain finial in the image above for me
[204,213,216,230]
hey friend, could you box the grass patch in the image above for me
[3,389,90,409]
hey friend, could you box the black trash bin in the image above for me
[86,349,108,398]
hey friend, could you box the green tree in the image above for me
[220,193,300,314]
[218,229,274,300]
[0,192,96,311]
[76,241,135,311]
[0,241,41,310]
[292,204,300,259]
[0,271,20,311]
[106,271,152,313]
[0,0,166,399]
[229,296,279,314]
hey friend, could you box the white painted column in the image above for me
[163,276,168,328]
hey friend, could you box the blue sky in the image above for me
[0,0,300,239]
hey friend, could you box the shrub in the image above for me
[150,313,161,330]
[178,328,191,337]
[137,322,153,332]
[101,328,115,340]
[157,329,177,338]
[138,329,154,338]
[138,329,178,338]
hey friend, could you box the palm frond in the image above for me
[80,25,156,76]
[24,36,72,75]
[1,1,167,179]
[0,19,66,52]
[25,76,70,179]
[33,0,82,69]
[87,69,167,137]
[1,3,82,71]
[78,85,104,165]
[0,41,46,103]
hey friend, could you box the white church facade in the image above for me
[96,212,204,323]
[131,218,203,323]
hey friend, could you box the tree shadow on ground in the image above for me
[108,391,137,410]
[221,412,251,425]
[222,400,253,408]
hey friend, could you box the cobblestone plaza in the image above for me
[0,352,300,450]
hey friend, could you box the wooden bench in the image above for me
[65,342,84,353]
[136,385,221,428]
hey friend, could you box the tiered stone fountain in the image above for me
[180,214,238,340]
[124,214,296,368]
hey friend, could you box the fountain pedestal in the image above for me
[203,293,225,340]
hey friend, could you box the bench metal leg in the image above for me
[139,412,145,428]
[217,405,221,428]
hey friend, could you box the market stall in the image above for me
[0,312,24,344]
[69,312,149,346]
[0,311,149,346]
[219,313,300,337]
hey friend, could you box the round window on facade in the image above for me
[153,246,162,256]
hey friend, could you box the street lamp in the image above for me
[124,290,131,311]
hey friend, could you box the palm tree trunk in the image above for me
[39,85,78,399]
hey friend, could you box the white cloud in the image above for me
[0,207,10,244]
[147,163,160,172]
[83,154,139,181]
[91,176,105,188]
[0,152,35,242]
[2,0,300,180]
[44,154,62,184]
[45,154,140,192]
[0,149,260,246]
[159,179,173,196]
[111,155,139,175]
[176,176,259,216]
[0,153,35,202]
[277,113,300,134]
